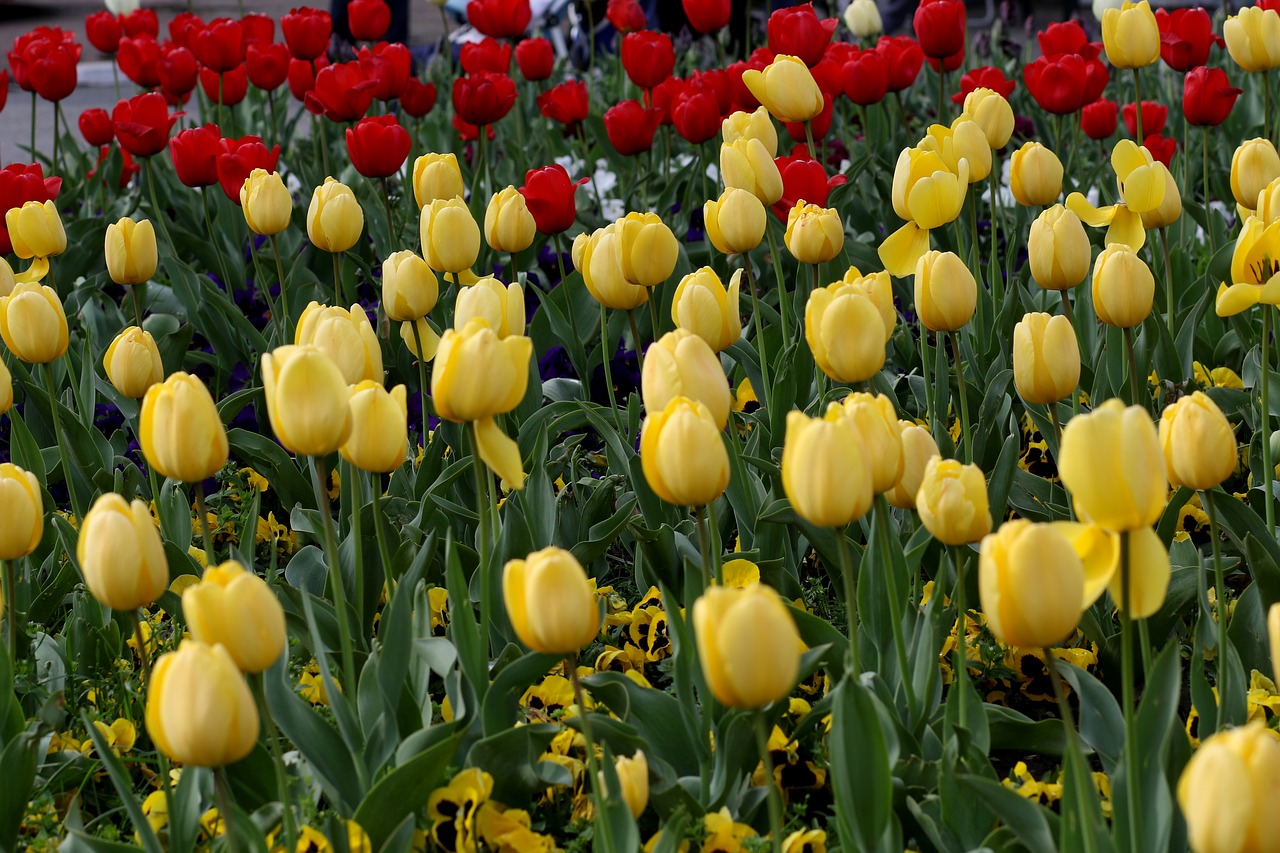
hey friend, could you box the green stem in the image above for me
[765,225,791,338]
[1203,128,1215,258]
[566,653,614,853]
[346,461,365,635]
[309,455,357,694]
[51,101,60,179]
[42,363,84,520]
[202,190,234,296]
[1266,71,1273,148]
[213,768,240,853]
[599,302,623,433]
[269,234,290,334]
[988,164,1002,319]
[951,543,970,734]
[333,252,343,305]
[1263,308,1275,539]
[836,530,860,673]
[948,331,973,463]
[370,474,396,590]
[1159,228,1174,337]
[1204,489,1231,731]
[646,291,661,344]
[3,560,15,654]
[381,177,398,255]
[194,480,215,564]
[552,232,586,392]
[744,257,771,409]
[409,318,431,454]
[1123,326,1141,410]
[251,675,297,851]
[1119,531,1142,851]
[1132,69,1144,140]
[1044,649,1100,853]
[468,422,493,657]
[627,309,644,374]
[707,500,722,586]
[695,504,712,591]
[877,496,918,722]
[130,286,145,329]
[28,91,34,162]
[753,712,785,853]
[920,325,937,440]
[143,157,174,255]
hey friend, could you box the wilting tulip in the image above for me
[782,405,873,527]
[412,152,465,208]
[1224,6,1280,72]
[455,278,525,338]
[887,423,940,510]
[342,381,408,474]
[0,283,69,363]
[1231,138,1280,210]
[915,250,976,332]
[421,197,481,275]
[785,202,843,264]
[1059,399,1167,531]
[640,396,730,507]
[240,169,292,236]
[642,329,731,428]
[295,302,383,385]
[741,55,825,124]
[805,284,888,383]
[1177,721,1280,853]
[722,106,778,157]
[1013,313,1080,404]
[0,464,42,561]
[503,547,600,655]
[841,392,904,494]
[704,188,766,256]
[104,326,163,399]
[1159,392,1236,490]
[381,250,439,321]
[6,200,65,259]
[720,138,783,206]
[693,583,801,708]
[139,372,229,483]
[917,457,992,545]
[77,494,168,612]
[104,217,158,285]
[979,520,1084,647]
[146,640,260,767]
[1010,143,1063,206]
[1092,244,1155,328]
[1029,205,1090,290]
[962,87,1014,149]
[671,267,741,353]
[484,186,536,254]
[182,561,286,673]
[307,177,364,253]
[616,212,679,287]
[431,318,532,424]
[1102,0,1160,68]
[612,751,649,818]
[261,345,353,457]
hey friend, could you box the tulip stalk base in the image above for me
[753,712,785,853]
[42,364,84,520]
[1203,489,1232,732]
[1118,531,1143,851]
[2,560,15,655]
[309,455,358,696]
[948,332,973,464]
[879,497,918,722]
[194,480,216,565]
[1044,649,1100,853]
[566,653,615,853]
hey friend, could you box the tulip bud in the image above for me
[421,197,481,275]
[1225,6,1280,73]
[261,345,354,457]
[642,329,731,429]
[612,751,649,819]
[741,55,825,124]
[671,266,742,353]
[1270,602,1280,685]
[915,250,977,332]
[617,212,679,288]
[887,422,940,510]
[382,250,439,321]
[782,406,874,527]
[1232,138,1280,210]
[1139,163,1181,229]
[580,226,650,310]
[979,520,1085,647]
[785,202,843,264]
[295,302,383,385]
[455,277,525,338]
[693,583,801,708]
[503,546,600,654]
[917,457,993,545]
[704,188,766,255]
[0,257,15,298]
[104,217,158,285]
[839,267,896,334]
[412,152,465,208]
[0,463,42,561]
[721,106,778,158]
[1158,391,1236,490]
[240,169,293,236]
[841,392,904,494]
[5,200,66,259]
[182,561,286,673]
[843,0,883,38]
[432,318,533,423]
[77,493,168,611]
[720,138,784,206]
[1013,312,1080,404]
[1059,398,1167,531]
[484,186,537,254]
[1010,142,1064,207]
[146,640,260,767]
[0,358,10,415]
[640,396,730,507]
[1092,244,1154,328]
[307,177,364,253]
[139,372,229,483]
[341,381,408,474]
[1029,204,1090,290]
[1177,721,1280,853]
[962,88,1014,149]
[1101,0,1160,68]
[104,326,164,399]
[805,284,888,383]
[0,283,69,363]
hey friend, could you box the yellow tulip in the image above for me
[431,318,532,423]
[919,117,990,182]
[671,266,741,353]
[720,138,783,206]
[1177,722,1280,853]
[886,422,940,510]
[261,345,353,457]
[642,329,731,428]
[962,88,1014,149]
[1224,6,1280,72]
[182,561,286,673]
[640,396,730,506]
[6,200,65,259]
[781,406,873,527]
[307,178,364,253]
[1012,312,1080,405]
[617,212,679,288]
[580,227,649,310]
[295,302,383,385]
[1232,138,1280,210]
[693,583,800,708]
[721,107,778,157]
[704,188,766,255]
[1270,602,1280,685]
[880,148,968,276]
[1216,215,1280,316]
[841,392,904,494]
[843,0,882,36]
[484,186,536,254]
[1058,398,1167,531]
[805,284,888,383]
[1101,0,1160,68]
[421,197,481,275]
[104,218,158,285]
[341,381,408,474]
[76,493,168,612]
[503,546,600,655]
[455,278,524,338]
[837,267,895,334]
[145,640,260,767]
[916,457,992,545]
[1158,392,1236,490]
[1111,140,1166,213]
[240,169,292,236]
[915,250,976,332]
[0,282,68,363]
[979,520,1084,648]
[785,202,843,264]
[104,326,164,399]
[382,250,440,321]
[0,357,9,415]
[1139,163,1181,229]
[0,463,42,561]
[612,751,649,819]
[1010,143,1063,207]
[399,318,441,362]
[413,152,465,208]
[1092,244,1154,328]
[139,372,229,483]
[0,257,14,297]
[1028,205,1090,290]
[740,55,825,124]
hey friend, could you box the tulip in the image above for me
[920,117,991,183]
[182,561,286,673]
[616,212,679,287]
[240,169,292,236]
[741,55,825,124]
[880,148,968,275]
[1092,244,1155,328]
[704,188,766,255]
[1177,721,1280,853]
[382,251,439,321]
[1139,163,1182,229]
[916,457,993,545]
[782,406,873,527]
[914,0,966,60]
[1231,138,1280,210]
[503,547,600,655]
[620,30,675,89]
[412,152,465,209]
[579,227,649,310]
[1184,66,1242,128]
[1270,602,1280,685]
[962,87,1014,149]
[1013,313,1080,405]
[1102,0,1160,68]
[77,494,168,612]
[0,358,9,415]
[612,751,649,818]
[640,396,730,507]
[785,202,843,264]
[1216,215,1280,315]
[146,640,260,767]
[306,177,364,253]
[1158,392,1236,490]
[671,267,742,353]
[1059,399,1167,531]
[432,318,532,424]
[519,164,588,236]
[0,259,12,298]
[720,138,783,206]
[295,302,383,385]
[6,199,65,259]
[1224,6,1280,72]
[979,520,1084,648]
[341,382,409,475]
[104,218,158,285]
[887,422,940,510]
[603,100,662,156]
[104,326,163,399]
[915,250,977,332]
[844,0,883,37]
[421,197,481,275]
[805,284,888,383]
[216,136,281,203]
[484,187,536,254]
[693,583,800,708]
[139,372,229,483]
[0,464,41,561]
[261,346,353,457]
[642,329,731,428]
[455,278,525,339]
[111,92,178,158]
[722,107,778,157]
[346,114,411,179]
[536,80,589,127]
[0,283,68,363]
[1029,205,1090,290]
[1009,143,1064,207]
[841,392,904,494]
[514,37,554,81]
[1081,99,1119,140]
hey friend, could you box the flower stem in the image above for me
[309,455,357,694]
[1119,530,1143,851]
[332,252,343,305]
[143,157,174,251]
[948,331,972,464]
[598,302,623,433]
[202,190,234,296]
[626,309,644,374]
[566,653,614,853]
[346,461,365,634]
[836,530,860,673]
[1123,326,1141,410]
[765,225,791,337]
[1043,649,1100,853]
[251,674,297,852]
[269,234,290,334]
[1159,227,1174,336]
[1203,128,1215,257]
[879,496,918,722]
[370,474,396,590]
[695,504,712,591]
[2,560,15,654]
[213,768,240,853]
[1262,308,1275,538]
[1204,489,1231,731]
[950,543,971,734]
[42,363,83,520]
[381,177,397,254]
[753,712,785,853]
[744,257,772,409]
[194,479,216,564]
[468,422,493,657]
[409,318,431,454]
[1132,69,1144,140]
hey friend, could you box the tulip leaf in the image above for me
[0,727,41,853]
[1120,640,1182,853]
[227,428,314,511]
[444,531,488,704]
[481,649,559,738]
[829,675,894,852]
[957,774,1056,853]
[352,727,462,853]
[81,711,165,853]
[583,672,703,779]
[5,409,44,483]
[465,722,560,806]
[1056,662,1123,774]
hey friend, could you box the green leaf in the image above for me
[352,727,462,852]
[829,675,894,851]
[481,649,560,737]
[957,774,1056,853]
[0,729,41,853]
[82,712,165,853]
[1057,662,1124,773]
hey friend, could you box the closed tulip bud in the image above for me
[1158,391,1236,490]
[306,177,364,253]
[843,0,883,37]
[104,326,164,399]
[782,405,873,527]
[0,464,42,561]
[641,396,730,506]
[841,392,904,494]
[146,640,260,767]
[0,283,69,363]
[1177,722,1280,853]
[917,457,993,545]
[412,152,465,208]
[962,88,1014,149]
[642,329,731,428]
[295,302,383,385]
[887,422,940,509]
[381,250,439,321]
[104,217,158,285]
[611,751,649,818]
[342,381,408,474]
[6,200,65,259]
[421,197,481,274]
[671,266,741,353]
[484,186,536,254]
[1092,244,1155,328]
[1224,6,1280,73]
[77,493,168,611]
[1232,138,1280,210]
[720,138,784,206]
[0,358,10,415]
[785,202,843,264]
[1010,142,1064,206]
[182,561,286,673]
[1029,205,1090,290]
[805,284,888,383]
[240,169,292,236]
[503,546,600,654]
[704,188,766,255]
[1270,602,1280,685]
[580,227,649,310]
[693,583,801,708]
[721,106,778,157]
[617,212,679,287]
[979,520,1084,647]
[741,54,825,123]
[456,277,525,338]
[1059,398,1167,530]
[432,318,532,423]
[261,345,353,457]
[139,372,229,482]
[1013,312,1080,404]
[1102,0,1160,68]
[915,250,977,332]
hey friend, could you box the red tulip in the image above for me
[117,35,162,89]
[767,3,836,68]
[240,13,275,47]
[347,114,410,178]
[112,92,179,157]
[607,0,648,33]
[216,135,281,202]
[467,0,533,39]
[0,163,61,255]
[169,123,222,188]
[727,48,775,110]
[684,0,732,34]
[1037,20,1101,59]
[400,78,438,117]
[842,48,888,106]
[785,92,834,143]
[86,11,123,55]
[79,108,114,147]
[121,10,159,39]
[9,27,77,92]
[1157,7,1223,72]
[604,99,662,155]
[877,36,923,92]
[30,43,79,102]
[671,90,720,144]
[247,43,291,92]
[305,61,376,121]
[282,7,332,61]
[90,145,140,189]
[925,49,964,74]
[159,44,200,101]
[1143,134,1176,167]
[192,17,245,73]
[621,31,675,90]
[809,50,846,97]
[772,146,846,220]
[519,164,587,234]
[1080,98,1118,140]
[288,58,321,101]
[460,38,513,75]
[649,76,685,125]
[913,0,966,61]
[687,68,732,114]
[537,80,590,126]
[951,65,1015,103]
[348,0,391,41]
[1183,65,1242,126]
[201,65,249,107]
[515,37,554,81]
[168,12,205,51]
[1024,53,1098,114]
[359,41,411,100]
[452,72,518,126]
[1122,100,1168,138]
[453,113,496,142]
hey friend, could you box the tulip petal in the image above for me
[878,221,930,278]
[475,415,526,490]
[13,257,49,284]
[1105,205,1147,251]
[1065,191,1116,227]
[1052,521,1119,609]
